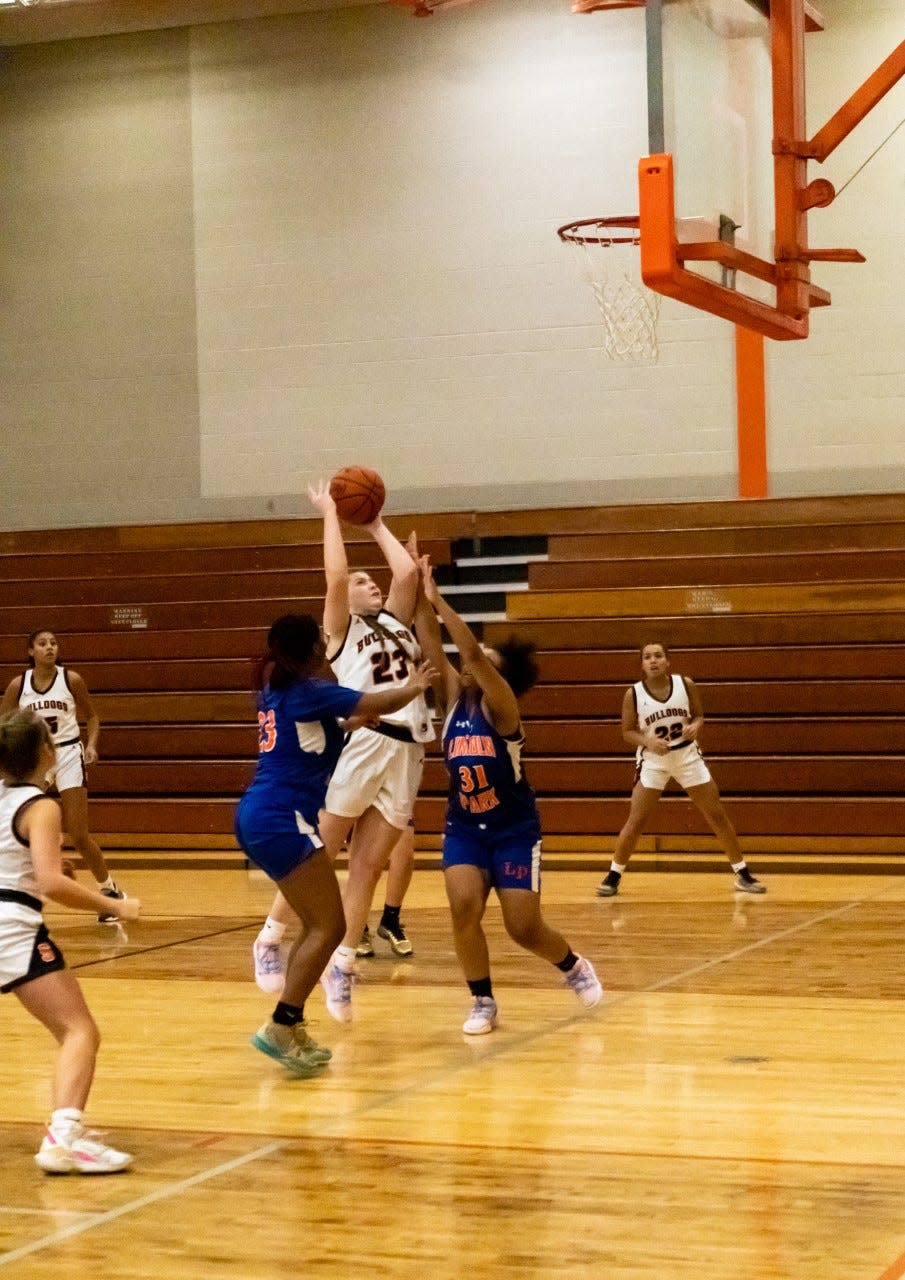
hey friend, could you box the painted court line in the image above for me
[876,1248,905,1280]
[644,893,872,994]
[0,1140,285,1267]
[308,887,888,1139]
[6,883,895,1264]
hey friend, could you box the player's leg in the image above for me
[597,780,663,897]
[252,889,300,994]
[444,859,497,1034]
[17,969,132,1173]
[56,785,123,921]
[376,821,415,956]
[494,836,602,1010]
[317,806,398,1021]
[687,779,766,893]
[333,806,399,953]
[249,839,343,1075]
[278,851,346,1007]
[497,888,602,1008]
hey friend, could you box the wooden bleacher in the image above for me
[0,493,902,872]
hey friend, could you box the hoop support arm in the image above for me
[806,40,905,162]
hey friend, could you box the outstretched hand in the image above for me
[308,479,335,514]
[409,658,439,693]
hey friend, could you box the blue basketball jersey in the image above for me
[442,693,540,834]
[243,677,361,830]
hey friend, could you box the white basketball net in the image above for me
[564,224,661,364]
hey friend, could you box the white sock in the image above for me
[731,861,746,873]
[610,862,626,875]
[334,945,357,972]
[98,875,116,891]
[258,917,287,945]
[50,1107,83,1138]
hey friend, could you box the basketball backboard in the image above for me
[648,0,774,303]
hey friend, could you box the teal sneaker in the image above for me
[251,1021,331,1076]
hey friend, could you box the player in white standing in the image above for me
[0,708,140,1172]
[596,641,766,898]
[252,482,433,1020]
[0,629,126,922]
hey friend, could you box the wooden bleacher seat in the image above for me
[0,493,901,870]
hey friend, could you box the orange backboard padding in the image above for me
[638,155,810,341]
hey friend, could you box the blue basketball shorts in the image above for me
[442,822,542,892]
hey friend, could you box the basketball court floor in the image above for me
[2,866,904,1280]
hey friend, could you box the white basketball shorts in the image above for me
[638,742,713,791]
[325,730,425,831]
[45,741,86,793]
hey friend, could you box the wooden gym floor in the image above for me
[1,866,904,1280]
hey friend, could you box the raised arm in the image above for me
[309,481,350,642]
[366,516,419,626]
[413,557,460,716]
[421,563,520,737]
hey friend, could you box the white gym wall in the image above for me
[0,0,900,528]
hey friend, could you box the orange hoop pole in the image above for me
[735,327,768,499]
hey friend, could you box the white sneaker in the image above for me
[320,962,354,1022]
[35,1124,132,1174]
[462,996,498,1035]
[565,956,603,1008]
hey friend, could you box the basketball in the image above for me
[329,466,386,525]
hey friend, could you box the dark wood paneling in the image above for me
[485,614,905,648]
[0,659,250,693]
[536,646,905,683]
[83,794,905,838]
[95,717,905,760]
[0,539,451,581]
[517,681,905,718]
[7,496,903,853]
[509,581,905,621]
[411,796,905,837]
[547,521,905,560]
[417,757,905,796]
[87,754,902,798]
[531,548,905,590]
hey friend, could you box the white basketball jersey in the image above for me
[633,674,692,761]
[0,782,44,900]
[330,610,434,744]
[18,668,80,746]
